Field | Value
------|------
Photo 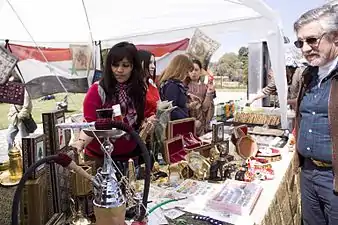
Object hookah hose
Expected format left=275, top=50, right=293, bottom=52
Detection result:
left=11, top=154, right=76, bottom=225
left=97, top=120, right=151, bottom=222
left=11, top=121, right=151, bottom=224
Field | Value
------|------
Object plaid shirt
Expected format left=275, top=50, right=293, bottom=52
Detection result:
left=297, top=73, right=332, bottom=162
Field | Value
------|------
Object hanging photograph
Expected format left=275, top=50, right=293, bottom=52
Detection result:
left=70, top=44, right=93, bottom=71
left=187, top=28, right=220, bottom=69
left=0, top=46, right=19, bottom=85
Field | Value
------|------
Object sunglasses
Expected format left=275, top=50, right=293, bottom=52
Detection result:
left=294, top=33, right=326, bottom=49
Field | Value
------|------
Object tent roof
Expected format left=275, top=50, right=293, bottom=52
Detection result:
left=0, top=0, right=281, bottom=48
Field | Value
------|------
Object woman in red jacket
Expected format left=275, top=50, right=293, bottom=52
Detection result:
left=138, top=50, right=160, bottom=119
left=71, top=42, right=148, bottom=170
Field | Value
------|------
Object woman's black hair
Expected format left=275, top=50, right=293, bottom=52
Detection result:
left=100, top=41, right=147, bottom=126
left=192, top=59, right=202, bottom=70
left=138, top=50, right=156, bottom=81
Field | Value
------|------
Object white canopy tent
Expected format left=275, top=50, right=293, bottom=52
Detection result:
left=0, top=0, right=288, bottom=128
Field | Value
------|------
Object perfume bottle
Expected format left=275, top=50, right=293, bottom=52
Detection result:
left=8, top=144, right=23, bottom=182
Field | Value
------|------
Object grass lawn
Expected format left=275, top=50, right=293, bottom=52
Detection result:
left=0, top=93, right=85, bottom=130
left=0, top=88, right=246, bottom=130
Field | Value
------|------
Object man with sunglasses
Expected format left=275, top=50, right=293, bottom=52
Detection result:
left=293, top=4, right=338, bottom=225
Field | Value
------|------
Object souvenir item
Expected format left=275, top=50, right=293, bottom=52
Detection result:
left=234, top=112, right=280, bottom=126
left=1, top=144, right=23, bottom=186
left=168, top=118, right=212, bottom=155
left=70, top=165, right=93, bottom=196
left=232, top=125, right=258, bottom=159
left=164, top=136, right=187, bottom=164
left=69, top=197, right=91, bottom=225
left=42, top=110, right=71, bottom=215
left=212, top=122, right=224, bottom=143
left=82, top=128, right=126, bottom=225
left=207, top=180, right=263, bottom=216
left=22, top=134, right=46, bottom=179
left=0, top=45, right=19, bottom=85
left=186, top=152, right=210, bottom=180
left=187, top=28, right=221, bottom=69
left=20, top=173, right=48, bottom=225
left=69, top=44, right=93, bottom=70
left=0, top=81, right=25, bottom=105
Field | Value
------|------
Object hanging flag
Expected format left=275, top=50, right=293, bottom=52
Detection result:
left=8, top=43, right=92, bottom=99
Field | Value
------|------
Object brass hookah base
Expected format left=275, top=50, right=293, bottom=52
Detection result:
left=0, top=145, right=22, bottom=187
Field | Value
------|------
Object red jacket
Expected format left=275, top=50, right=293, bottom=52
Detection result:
left=83, top=83, right=139, bottom=159
left=144, top=80, right=160, bottom=118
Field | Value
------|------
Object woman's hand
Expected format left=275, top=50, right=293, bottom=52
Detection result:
left=207, top=83, right=215, bottom=93
left=70, top=139, right=85, bottom=154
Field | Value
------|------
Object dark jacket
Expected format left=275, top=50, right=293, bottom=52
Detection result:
left=294, top=65, right=338, bottom=192
left=159, top=79, right=189, bottom=120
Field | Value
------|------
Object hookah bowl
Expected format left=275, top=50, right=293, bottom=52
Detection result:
left=83, top=129, right=127, bottom=225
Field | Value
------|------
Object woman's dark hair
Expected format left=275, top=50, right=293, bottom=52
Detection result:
left=100, top=42, right=147, bottom=126
left=138, top=50, right=156, bottom=82
left=192, top=59, right=202, bottom=70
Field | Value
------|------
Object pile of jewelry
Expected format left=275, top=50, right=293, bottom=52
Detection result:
left=191, top=215, right=232, bottom=225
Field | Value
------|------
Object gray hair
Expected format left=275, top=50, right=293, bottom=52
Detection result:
left=294, top=4, right=338, bottom=33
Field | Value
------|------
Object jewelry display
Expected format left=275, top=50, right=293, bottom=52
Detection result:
left=207, top=180, right=263, bottom=215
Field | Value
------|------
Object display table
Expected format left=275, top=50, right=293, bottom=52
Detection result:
left=148, top=151, right=301, bottom=225
left=0, top=151, right=301, bottom=225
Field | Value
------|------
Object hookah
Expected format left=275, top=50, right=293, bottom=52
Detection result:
left=10, top=118, right=151, bottom=225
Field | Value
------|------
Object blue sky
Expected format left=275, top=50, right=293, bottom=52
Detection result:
left=213, top=0, right=326, bottom=58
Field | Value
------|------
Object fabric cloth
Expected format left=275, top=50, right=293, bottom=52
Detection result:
left=159, top=79, right=189, bottom=120
left=145, top=79, right=160, bottom=118
left=187, top=82, right=214, bottom=135
left=116, top=83, right=137, bottom=126
left=83, top=83, right=142, bottom=159
left=294, top=61, right=338, bottom=193
left=7, top=90, right=32, bottom=126
left=297, top=72, right=332, bottom=162
left=300, top=159, right=338, bottom=225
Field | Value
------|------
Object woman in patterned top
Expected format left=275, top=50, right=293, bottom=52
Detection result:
left=186, top=59, right=215, bottom=135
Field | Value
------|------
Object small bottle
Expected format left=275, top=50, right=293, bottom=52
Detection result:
left=157, top=153, right=165, bottom=165
left=112, top=104, right=123, bottom=122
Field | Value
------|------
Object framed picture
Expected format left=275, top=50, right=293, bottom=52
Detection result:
left=42, top=110, right=71, bottom=214
left=70, top=45, right=93, bottom=70
left=212, top=122, right=224, bottom=143
left=0, top=46, right=19, bottom=85
left=187, top=28, right=220, bottom=69
left=22, top=133, right=46, bottom=179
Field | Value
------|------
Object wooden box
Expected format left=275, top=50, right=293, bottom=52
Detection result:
left=168, top=118, right=212, bottom=156
left=22, top=133, right=47, bottom=179
left=20, top=172, right=48, bottom=225
left=42, top=110, right=71, bottom=215
left=164, top=136, right=188, bottom=164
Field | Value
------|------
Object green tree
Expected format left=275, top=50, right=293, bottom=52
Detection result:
left=238, top=46, right=249, bottom=84
left=216, top=52, right=242, bottom=81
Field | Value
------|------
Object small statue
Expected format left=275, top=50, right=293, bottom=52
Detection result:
left=209, top=146, right=221, bottom=181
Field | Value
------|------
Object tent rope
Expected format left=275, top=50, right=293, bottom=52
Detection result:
left=6, top=0, right=152, bottom=218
